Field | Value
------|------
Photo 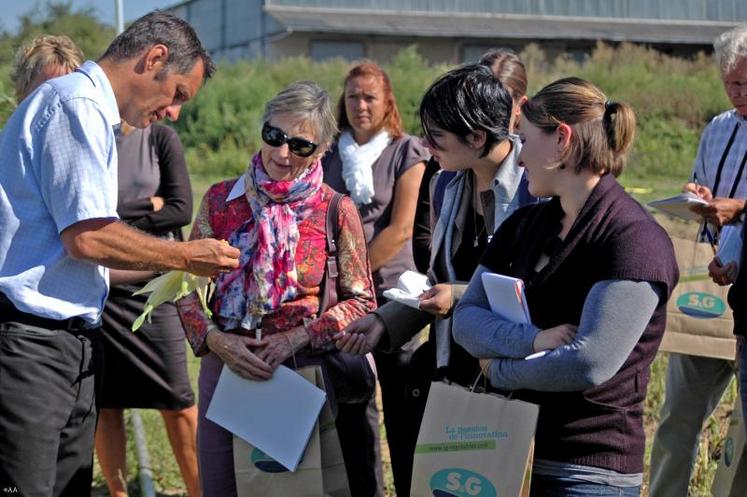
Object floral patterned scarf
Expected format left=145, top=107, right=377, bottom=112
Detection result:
left=215, top=153, right=323, bottom=330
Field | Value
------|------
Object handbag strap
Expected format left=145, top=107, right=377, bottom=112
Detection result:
left=319, top=193, right=344, bottom=314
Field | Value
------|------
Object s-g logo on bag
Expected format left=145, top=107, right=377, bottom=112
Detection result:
left=250, top=448, right=288, bottom=473
left=724, top=436, right=735, bottom=467
left=430, top=468, right=497, bottom=497
left=676, top=292, right=726, bottom=318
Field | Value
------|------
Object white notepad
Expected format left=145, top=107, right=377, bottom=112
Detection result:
left=482, top=272, right=543, bottom=360
left=481, top=272, right=531, bottom=325
left=648, top=192, right=708, bottom=221
left=382, top=270, right=431, bottom=309
left=205, top=364, right=326, bottom=471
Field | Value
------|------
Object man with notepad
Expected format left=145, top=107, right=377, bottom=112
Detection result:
left=650, top=25, right=747, bottom=497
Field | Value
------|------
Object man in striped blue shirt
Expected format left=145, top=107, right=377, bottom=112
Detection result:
left=0, top=12, right=239, bottom=497
left=650, top=25, right=747, bottom=497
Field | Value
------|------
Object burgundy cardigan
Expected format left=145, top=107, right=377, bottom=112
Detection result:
left=481, top=174, right=679, bottom=474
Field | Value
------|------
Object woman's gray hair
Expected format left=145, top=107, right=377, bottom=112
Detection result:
left=714, top=25, right=747, bottom=73
left=262, top=81, right=338, bottom=146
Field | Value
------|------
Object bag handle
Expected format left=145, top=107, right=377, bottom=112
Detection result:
left=471, top=363, right=514, bottom=398
left=470, top=369, right=487, bottom=393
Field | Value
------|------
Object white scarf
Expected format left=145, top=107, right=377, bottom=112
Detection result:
left=339, top=130, right=391, bottom=205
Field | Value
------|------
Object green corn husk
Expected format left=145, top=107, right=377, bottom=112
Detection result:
left=131, top=271, right=212, bottom=331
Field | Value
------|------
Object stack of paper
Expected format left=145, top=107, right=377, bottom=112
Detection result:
left=205, top=365, right=326, bottom=471
left=648, top=192, right=708, bottom=221
left=382, top=270, right=431, bottom=309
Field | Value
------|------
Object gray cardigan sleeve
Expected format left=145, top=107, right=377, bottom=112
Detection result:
left=481, top=279, right=661, bottom=392
left=373, top=300, right=433, bottom=353
left=452, top=265, right=540, bottom=359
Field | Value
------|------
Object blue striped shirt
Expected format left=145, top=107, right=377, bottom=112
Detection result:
left=691, top=109, right=747, bottom=198
left=691, top=109, right=747, bottom=243
left=0, top=60, right=120, bottom=325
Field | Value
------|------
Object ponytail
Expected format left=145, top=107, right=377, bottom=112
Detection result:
left=602, top=100, right=635, bottom=176
left=522, top=77, right=637, bottom=177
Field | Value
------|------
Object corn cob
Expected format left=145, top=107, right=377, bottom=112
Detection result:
left=131, top=271, right=213, bottom=331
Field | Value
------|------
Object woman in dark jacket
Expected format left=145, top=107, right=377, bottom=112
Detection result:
left=453, top=78, right=679, bottom=497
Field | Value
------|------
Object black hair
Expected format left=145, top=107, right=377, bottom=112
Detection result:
left=100, top=11, right=215, bottom=80
left=419, top=64, right=512, bottom=157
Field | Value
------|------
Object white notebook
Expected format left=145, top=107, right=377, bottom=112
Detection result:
left=205, top=364, right=326, bottom=471
left=481, top=272, right=543, bottom=359
left=481, top=272, right=531, bottom=325
left=648, top=192, right=708, bottom=221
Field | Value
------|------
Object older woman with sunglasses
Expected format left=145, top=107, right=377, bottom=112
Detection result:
left=176, top=81, right=377, bottom=497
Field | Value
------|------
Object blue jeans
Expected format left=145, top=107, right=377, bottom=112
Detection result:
left=529, top=475, right=640, bottom=497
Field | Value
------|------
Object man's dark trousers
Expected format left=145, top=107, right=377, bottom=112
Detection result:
left=0, top=308, right=99, bottom=497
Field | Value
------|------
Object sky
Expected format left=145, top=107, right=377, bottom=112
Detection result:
left=1, top=0, right=178, bottom=34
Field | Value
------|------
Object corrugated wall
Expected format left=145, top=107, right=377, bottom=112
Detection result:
left=266, top=0, right=747, bottom=22
left=173, top=0, right=266, bottom=57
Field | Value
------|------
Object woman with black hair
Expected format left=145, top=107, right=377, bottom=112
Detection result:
left=335, top=63, right=535, bottom=495
left=413, top=48, right=528, bottom=272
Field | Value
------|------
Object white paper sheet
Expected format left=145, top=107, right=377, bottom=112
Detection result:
left=206, top=364, right=326, bottom=471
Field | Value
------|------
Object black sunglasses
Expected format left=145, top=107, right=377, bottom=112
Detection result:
left=261, top=122, right=318, bottom=158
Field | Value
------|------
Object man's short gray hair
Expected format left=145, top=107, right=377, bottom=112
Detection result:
left=262, top=81, right=338, bottom=146
left=714, top=25, right=747, bottom=73
left=101, top=11, right=215, bottom=81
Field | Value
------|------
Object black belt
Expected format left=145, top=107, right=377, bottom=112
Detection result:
left=0, top=293, right=88, bottom=332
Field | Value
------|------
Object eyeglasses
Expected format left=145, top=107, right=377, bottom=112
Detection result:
left=261, top=122, right=318, bottom=158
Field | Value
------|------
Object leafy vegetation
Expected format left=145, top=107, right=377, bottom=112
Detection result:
left=0, top=2, right=115, bottom=122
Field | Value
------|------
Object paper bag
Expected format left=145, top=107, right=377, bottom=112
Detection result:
left=712, top=400, right=747, bottom=497
left=233, top=366, right=351, bottom=497
left=411, top=381, right=538, bottom=497
left=317, top=368, right=350, bottom=497
left=659, top=235, right=736, bottom=360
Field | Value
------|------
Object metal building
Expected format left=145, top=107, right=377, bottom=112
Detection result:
left=166, top=0, right=746, bottom=63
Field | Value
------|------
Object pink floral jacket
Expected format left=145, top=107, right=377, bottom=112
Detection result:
left=178, top=180, right=377, bottom=356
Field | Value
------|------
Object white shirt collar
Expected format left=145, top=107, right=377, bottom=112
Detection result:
left=226, top=174, right=246, bottom=202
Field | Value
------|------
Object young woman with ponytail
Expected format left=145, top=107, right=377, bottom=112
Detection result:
left=452, top=77, right=679, bottom=497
